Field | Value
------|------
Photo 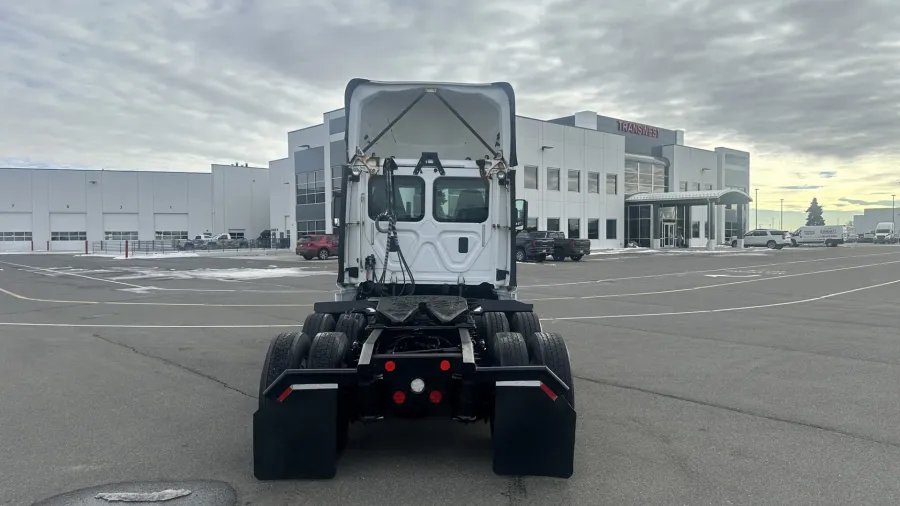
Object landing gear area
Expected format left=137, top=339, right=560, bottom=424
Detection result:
left=253, top=297, right=576, bottom=480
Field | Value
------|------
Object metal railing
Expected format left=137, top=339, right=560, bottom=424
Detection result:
left=90, top=238, right=292, bottom=257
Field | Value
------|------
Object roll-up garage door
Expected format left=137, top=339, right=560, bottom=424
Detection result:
left=0, top=212, right=33, bottom=252
left=153, top=213, right=189, bottom=240
left=102, top=213, right=140, bottom=240
left=49, top=213, right=87, bottom=251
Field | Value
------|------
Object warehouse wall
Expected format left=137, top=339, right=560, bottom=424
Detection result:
left=0, top=166, right=269, bottom=251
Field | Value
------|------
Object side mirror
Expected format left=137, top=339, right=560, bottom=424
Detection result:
left=514, top=199, right=528, bottom=230
left=332, top=191, right=343, bottom=228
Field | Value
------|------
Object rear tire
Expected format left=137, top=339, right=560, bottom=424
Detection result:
left=524, top=332, right=575, bottom=407
left=318, top=248, right=330, bottom=260
left=477, top=312, right=510, bottom=363
left=335, top=313, right=367, bottom=344
left=303, top=313, right=336, bottom=338
left=515, top=248, right=526, bottom=262
left=508, top=312, right=542, bottom=342
left=307, top=331, right=351, bottom=452
left=766, top=240, right=776, bottom=249
left=489, top=332, right=529, bottom=435
left=570, top=254, right=583, bottom=261
left=535, top=254, right=547, bottom=263
left=303, top=255, right=313, bottom=260
left=259, top=332, right=304, bottom=408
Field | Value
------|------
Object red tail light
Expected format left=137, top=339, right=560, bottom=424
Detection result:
left=392, top=391, right=406, bottom=404
left=429, top=391, right=443, bottom=404
left=439, top=360, right=451, bottom=371
left=532, top=240, right=537, bottom=247
left=570, top=241, right=575, bottom=247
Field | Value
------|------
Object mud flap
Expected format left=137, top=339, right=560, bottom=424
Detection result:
left=253, top=385, right=340, bottom=480
left=491, top=380, right=576, bottom=478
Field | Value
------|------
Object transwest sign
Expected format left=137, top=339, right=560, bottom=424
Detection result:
left=617, top=120, right=659, bottom=138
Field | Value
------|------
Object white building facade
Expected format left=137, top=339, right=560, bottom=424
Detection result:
left=0, top=164, right=269, bottom=252
left=270, top=106, right=751, bottom=250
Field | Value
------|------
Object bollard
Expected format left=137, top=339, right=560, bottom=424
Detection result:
left=125, top=240, right=129, bottom=259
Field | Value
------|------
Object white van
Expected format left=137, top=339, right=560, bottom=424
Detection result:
left=873, top=222, right=896, bottom=244
left=790, top=226, right=845, bottom=247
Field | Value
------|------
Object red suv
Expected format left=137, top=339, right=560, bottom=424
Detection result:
left=296, top=234, right=339, bottom=260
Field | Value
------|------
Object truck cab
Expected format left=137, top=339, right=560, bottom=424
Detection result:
left=874, top=222, right=895, bottom=244
left=332, top=80, right=527, bottom=300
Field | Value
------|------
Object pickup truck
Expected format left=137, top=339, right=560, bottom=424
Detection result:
left=529, top=231, right=591, bottom=261
left=515, top=230, right=554, bottom=262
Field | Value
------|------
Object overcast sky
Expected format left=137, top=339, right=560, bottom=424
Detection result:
left=1, top=0, right=898, bottom=225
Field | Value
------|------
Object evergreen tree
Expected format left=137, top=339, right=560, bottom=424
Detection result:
left=805, top=198, right=825, bottom=226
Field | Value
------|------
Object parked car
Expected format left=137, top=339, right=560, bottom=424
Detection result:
left=731, top=229, right=789, bottom=249
left=296, top=234, right=339, bottom=260
left=528, top=231, right=591, bottom=261
left=515, top=230, right=554, bottom=262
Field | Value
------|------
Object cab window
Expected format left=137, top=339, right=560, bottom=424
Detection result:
left=368, top=175, right=425, bottom=221
left=434, top=177, right=490, bottom=223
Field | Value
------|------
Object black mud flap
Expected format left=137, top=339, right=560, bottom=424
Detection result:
left=491, top=380, right=576, bottom=478
left=253, top=384, right=340, bottom=480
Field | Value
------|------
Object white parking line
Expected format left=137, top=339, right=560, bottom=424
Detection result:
left=0, top=287, right=312, bottom=308
left=528, top=259, right=900, bottom=301
left=0, top=322, right=300, bottom=328
left=0, top=259, right=143, bottom=288
left=520, top=251, right=900, bottom=288
left=540, top=278, right=900, bottom=321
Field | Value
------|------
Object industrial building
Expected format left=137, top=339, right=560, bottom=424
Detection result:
left=269, top=107, right=752, bottom=249
left=0, top=164, right=269, bottom=252
left=853, top=207, right=898, bottom=237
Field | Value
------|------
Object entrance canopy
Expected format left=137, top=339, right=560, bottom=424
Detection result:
left=625, top=189, right=752, bottom=207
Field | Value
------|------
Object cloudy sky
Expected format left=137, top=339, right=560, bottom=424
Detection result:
left=1, top=0, right=898, bottom=228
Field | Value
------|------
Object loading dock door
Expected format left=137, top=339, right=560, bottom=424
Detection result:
left=0, top=212, right=34, bottom=252
left=49, top=213, right=88, bottom=251
left=153, top=213, right=190, bottom=239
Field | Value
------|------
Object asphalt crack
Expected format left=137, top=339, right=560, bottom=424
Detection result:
left=574, top=374, right=900, bottom=449
left=90, top=333, right=256, bottom=399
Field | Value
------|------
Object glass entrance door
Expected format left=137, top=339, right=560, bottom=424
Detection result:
left=663, top=222, right=677, bottom=247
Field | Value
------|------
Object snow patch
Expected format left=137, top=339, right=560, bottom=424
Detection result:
left=108, top=266, right=332, bottom=281
left=95, top=489, right=191, bottom=502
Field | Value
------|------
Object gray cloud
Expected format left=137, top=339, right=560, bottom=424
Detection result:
left=0, top=0, right=898, bottom=172
left=781, top=185, right=823, bottom=190
left=839, top=197, right=896, bottom=207
left=819, top=171, right=837, bottom=178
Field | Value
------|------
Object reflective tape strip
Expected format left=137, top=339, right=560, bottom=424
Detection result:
left=496, top=380, right=542, bottom=387
left=290, top=383, right=339, bottom=390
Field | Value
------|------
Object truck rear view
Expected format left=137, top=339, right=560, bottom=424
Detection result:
left=253, top=79, right=577, bottom=481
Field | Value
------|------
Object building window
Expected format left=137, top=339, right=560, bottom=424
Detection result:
left=368, top=175, right=425, bottom=221
left=725, top=221, right=739, bottom=242
left=547, top=168, right=560, bottom=191
left=606, top=219, right=617, bottom=239
left=691, top=221, right=701, bottom=238
left=434, top=177, right=489, bottom=223
left=331, top=166, right=342, bottom=192
left=587, top=172, right=600, bottom=193
left=606, top=174, right=617, bottom=195
left=297, top=220, right=327, bottom=235
left=297, top=170, right=326, bottom=205
left=703, top=183, right=713, bottom=191
left=228, top=231, right=245, bottom=239
left=692, top=182, right=701, bottom=191
left=526, top=217, right=538, bottom=230
left=51, top=231, right=87, bottom=241
left=568, top=218, right=580, bottom=238
left=547, top=218, right=560, bottom=231
left=155, top=231, right=189, bottom=240
left=567, top=170, right=580, bottom=192
left=626, top=205, right=651, bottom=247
left=624, top=160, right=668, bottom=195
left=104, top=231, right=138, bottom=241
left=587, top=219, right=599, bottom=239
left=524, top=166, right=538, bottom=189
left=679, top=181, right=688, bottom=192
left=0, top=232, right=32, bottom=242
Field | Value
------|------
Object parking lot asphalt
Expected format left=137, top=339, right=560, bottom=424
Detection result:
left=2, top=245, right=899, bottom=505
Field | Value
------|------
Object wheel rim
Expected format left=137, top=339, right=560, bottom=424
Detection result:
left=767, top=241, right=776, bottom=249
left=516, top=250, right=524, bottom=261
left=319, top=249, right=328, bottom=260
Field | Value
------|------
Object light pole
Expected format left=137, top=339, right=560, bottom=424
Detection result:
left=755, top=189, right=759, bottom=229
left=892, top=194, right=896, bottom=242
left=780, top=198, right=783, bottom=230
